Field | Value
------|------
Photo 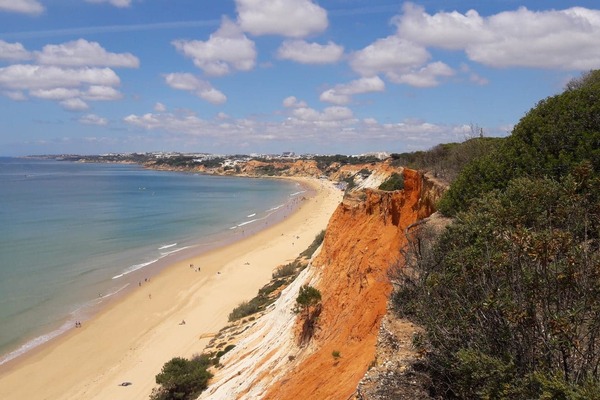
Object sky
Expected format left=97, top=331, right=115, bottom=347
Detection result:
left=1, top=0, right=599, bottom=156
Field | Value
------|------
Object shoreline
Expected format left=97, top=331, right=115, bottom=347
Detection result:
left=0, top=172, right=308, bottom=368
left=0, top=176, right=343, bottom=400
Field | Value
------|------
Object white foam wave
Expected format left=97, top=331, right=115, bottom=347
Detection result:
left=0, top=321, right=73, bottom=366
left=237, top=219, right=258, bottom=227
left=160, top=246, right=192, bottom=257
left=0, top=282, right=131, bottom=366
left=247, top=213, right=256, bottom=218
left=112, top=259, right=159, bottom=279
left=113, top=245, right=194, bottom=279
left=158, top=243, right=177, bottom=250
left=97, top=283, right=130, bottom=300
left=267, top=204, right=284, bottom=211
left=289, top=190, right=306, bottom=197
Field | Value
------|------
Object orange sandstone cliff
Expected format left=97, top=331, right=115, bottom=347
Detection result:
left=200, top=169, right=444, bottom=400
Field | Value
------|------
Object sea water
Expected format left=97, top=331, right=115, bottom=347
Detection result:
left=0, top=157, right=300, bottom=365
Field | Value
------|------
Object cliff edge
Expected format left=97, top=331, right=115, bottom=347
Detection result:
left=200, top=169, right=444, bottom=399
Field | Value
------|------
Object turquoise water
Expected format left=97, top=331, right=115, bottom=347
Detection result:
left=0, top=158, right=300, bottom=365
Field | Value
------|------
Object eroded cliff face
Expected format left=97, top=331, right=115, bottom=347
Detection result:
left=200, top=169, right=443, bottom=399
left=261, top=169, right=439, bottom=400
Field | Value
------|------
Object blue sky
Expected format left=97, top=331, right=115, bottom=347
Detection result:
left=1, top=0, right=599, bottom=156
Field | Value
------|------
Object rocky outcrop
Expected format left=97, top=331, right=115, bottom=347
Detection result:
left=199, top=169, right=444, bottom=399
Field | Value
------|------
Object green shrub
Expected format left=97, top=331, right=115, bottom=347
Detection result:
left=300, top=230, right=326, bottom=258
left=215, top=344, right=235, bottom=358
left=228, top=300, right=262, bottom=322
left=439, top=70, right=600, bottom=216
left=272, top=261, right=299, bottom=278
left=378, top=172, right=404, bottom=191
left=293, top=285, right=322, bottom=317
left=151, top=355, right=213, bottom=400
left=395, top=174, right=600, bottom=398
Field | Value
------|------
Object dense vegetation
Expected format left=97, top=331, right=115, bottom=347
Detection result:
left=393, top=71, right=600, bottom=398
left=390, top=136, right=503, bottom=183
left=378, top=172, right=404, bottom=191
left=150, top=355, right=213, bottom=400
left=313, top=154, right=381, bottom=171
left=439, top=70, right=600, bottom=216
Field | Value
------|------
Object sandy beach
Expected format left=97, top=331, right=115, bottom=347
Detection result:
left=0, top=177, right=343, bottom=400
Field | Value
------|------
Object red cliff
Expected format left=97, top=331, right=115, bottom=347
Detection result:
left=261, top=169, right=441, bottom=399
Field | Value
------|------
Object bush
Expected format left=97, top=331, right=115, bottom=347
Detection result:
left=272, top=261, right=299, bottom=278
left=390, top=137, right=502, bottom=182
left=439, top=70, right=600, bottom=216
left=378, top=172, right=404, bottom=191
left=300, top=230, right=326, bottom=258
left=294, top=285, right=322, bottom=317
left=294, top=284, right=323, bottom=344
left=228, top=300, right=262, bottom=322
left=395, top=173, right=600, bottom=398
left=151, top=355, right=213, bottom=400
left=215, top=344, right=235, bottom=358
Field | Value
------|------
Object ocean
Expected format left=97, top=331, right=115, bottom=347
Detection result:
left=0, top=157, right=301, bottom=365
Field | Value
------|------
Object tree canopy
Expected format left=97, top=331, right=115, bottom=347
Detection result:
left=394, top=70, right=600, bottom=398
left=439, top=70, right=600, bottom=216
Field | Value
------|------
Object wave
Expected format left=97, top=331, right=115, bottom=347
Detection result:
left=158, top=243, right=177, bottom=250
left=160, top=246, right=192, bottom=257
left=289, top=190, right=306, bottom=197
left=112, top=259, right=159, bottom=279
left=237, top=218, right=258, bottom=227
left=267, top=204, right=284, bottom=211
left=0, top=282, right=131, bottom=366
left=112, top=245, right=193, bottom=279
left=95, top=283, right=131, bottom=301
left=0, top=321, right=73, bottom=366
left=247, top=213, right=256, bottom=218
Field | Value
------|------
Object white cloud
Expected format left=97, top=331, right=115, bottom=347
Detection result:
left=395, top=3, right=600, bottom=70
left=164, top=73, right=227, bottom=104
left=291, top=105, right=355, bottom=123
left=0, top=64, right=124, bottom=109
left=85, top=0, right=132, bottom=8
left=0, top=0, right=44, bottom=15
left=83, top=85, right=123, bottom=100
left=172, top=18, right=256, bottom=76
left=0, top=65, right=120, bottom=90
left=60, top=98, right=89, bottom=111
left=460, top=64, right=488, bottom=85
left=282, top=96, right=307, bottom=108
left=35, top=39, right=139, bottom=68
left=123, top=101, right=473, bottom=153
left=236, top=0, right=328, bottom=38
left=2, top=90, right=27, bottom=101
left=79, top=113, right=109, bottom=126
left=320, top=76, right=385, bottom=105
left=277, top=40, right=344, bottom=64
left=349, top=36, right=430, bottom=79
left=30, top=88, right=81, bottom=100
left=154, top=102, right=167, bottom=112
left=394, top=3, right=486, bottom=50
left=0, top=40, right=32, bottom=61
left=124, top=112, right=210, bottom=133
left=388, top=61, right=454, bottom=87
